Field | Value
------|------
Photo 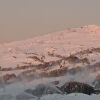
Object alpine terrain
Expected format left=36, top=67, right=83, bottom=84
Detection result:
left=0, top=25, right=100, bottom=100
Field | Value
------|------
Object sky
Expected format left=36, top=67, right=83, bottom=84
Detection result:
left=0, top=0, right=100, bottom=43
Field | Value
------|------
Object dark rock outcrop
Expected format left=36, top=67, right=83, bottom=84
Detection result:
left=25, top=82, right=100, bottom=97
left=60, top=81, right=95, bottom=95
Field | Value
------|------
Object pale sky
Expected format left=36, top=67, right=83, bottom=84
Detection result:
left=0, top=0, right=100, bottom=43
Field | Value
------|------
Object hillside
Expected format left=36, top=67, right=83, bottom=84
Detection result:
left=0, top=25, right=100, bottom=100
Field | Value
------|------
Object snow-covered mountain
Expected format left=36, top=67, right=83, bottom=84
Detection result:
left=0, top=25, right=100, bottom=100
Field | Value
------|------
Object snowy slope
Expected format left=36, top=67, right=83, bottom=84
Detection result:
left=0, top=25, right=100, bottom=100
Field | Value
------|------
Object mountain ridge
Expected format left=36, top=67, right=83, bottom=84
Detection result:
left=0, top=24, right=100, bottom=47
left=0, top=25, right=100, bottom=99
